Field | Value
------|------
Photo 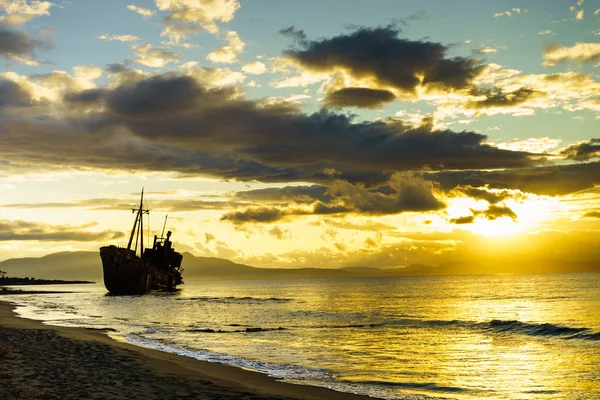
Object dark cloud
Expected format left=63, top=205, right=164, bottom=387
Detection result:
left=323, top=87, right=396, bottom=108
left=222, top=207, right=287, bottom=224
left=283, top=26, right=484, bottom=93
left=482, top=205, right=517, bottom=221
left=0, top=219, right=124, bottom=242
left=268, top=226, right=289, bottom=240
left=63, top=89, right=104, bottom=109
left=106, top=74, right=230, bottom=118
left=449, top=204, right=517, bottom=225
left=559, top=139, right=600, bottom=161
left=467, top=87, right=540, bottom=109
left=65, top=74, right=238, bottom=118
left=221, top=172, right=445, bottom=224
left=583, top=211, right=600, bottom=219
left=279, top=26, right=307, bottom=44
left=0, top=79, right=32, bottom=108
left=429, top=162, right=600, bottom=196
left=1, top=197, right=247, bottom=212
left=234, top=185, right=330, bottom=204
left=451, top=185, right=523, bottom=204
left=449, top=215, right=475, bottom=224
left=3, top=73, right=539, bottom=185
left=0, top=25, right=44, bottom=64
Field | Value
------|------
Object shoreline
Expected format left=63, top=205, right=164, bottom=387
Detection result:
left=0, top=299, right=375, bottom=400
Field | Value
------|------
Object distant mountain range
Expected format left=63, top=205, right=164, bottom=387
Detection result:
left=0, top=251, right=598, bottom=282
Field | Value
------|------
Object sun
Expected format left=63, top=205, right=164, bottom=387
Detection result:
left=446, top=196, right=561, bottom=238
left=469, top=217, right=521, bottom=237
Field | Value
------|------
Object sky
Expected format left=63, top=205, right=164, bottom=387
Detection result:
left=1, top=0, right=600, bottom=268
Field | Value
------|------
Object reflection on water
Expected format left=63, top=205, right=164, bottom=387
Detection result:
left=8, top=273, right=600, bottom=399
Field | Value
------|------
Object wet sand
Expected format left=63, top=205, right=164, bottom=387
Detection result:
left=0, top=300, right=373, bottom=400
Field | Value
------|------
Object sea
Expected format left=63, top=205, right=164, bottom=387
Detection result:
left=5, top=273, right=600, bottom=400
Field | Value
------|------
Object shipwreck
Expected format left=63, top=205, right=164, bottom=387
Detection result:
left=99, top=189, right=183, bottom=295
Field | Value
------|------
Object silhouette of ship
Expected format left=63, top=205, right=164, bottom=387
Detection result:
left=99, top=189, right=183, bottom=295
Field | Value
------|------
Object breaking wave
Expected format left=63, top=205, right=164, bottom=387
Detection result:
left=186, top=326, right=287, bottom=333
left=385, top=318, right=600, bottom=341
left=173, top=296, right=292, bottom=304
left=124, top=334, right=332, bottom=382
left=180, top=318, right=599, bottom=341
left=483, top=319, right=600, bottom=340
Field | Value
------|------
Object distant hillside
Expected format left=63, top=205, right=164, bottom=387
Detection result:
left=181, top=253, right=354, bottom=280
left=0, top=251, right=101, bottom=281
left=0, top=251, right=598, bottom=282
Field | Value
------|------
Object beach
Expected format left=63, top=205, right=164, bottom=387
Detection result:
left=2, top=275, right=598, bottom=399
left=0, top=300, right=372, bottom=400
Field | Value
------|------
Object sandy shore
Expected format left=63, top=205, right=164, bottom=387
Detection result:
left=0, top=300, right=374, bottom=400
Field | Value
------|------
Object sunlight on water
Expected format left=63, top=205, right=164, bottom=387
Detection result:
left=7, top=273, right=600, bottom=399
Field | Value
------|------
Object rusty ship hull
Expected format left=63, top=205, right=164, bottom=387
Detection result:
left=100, top=246, right=183, bottom=295
left=99, top=190, right=184, bottom=295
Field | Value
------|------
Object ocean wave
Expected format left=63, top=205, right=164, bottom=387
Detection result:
left=124, top=335, right=332, bottom=381
left=173, top=296, right=292, bottom=304
left=388, top=318, right=600, bottom=341
left=186, top=326, right=287, bottom=334
left=308, top=323, right=384, bottom=329
left=340, top=379, right=469, bottom=393
left=485, top=319, right=587, bottom=336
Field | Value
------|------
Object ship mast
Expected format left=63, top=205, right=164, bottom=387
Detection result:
left=127, top=188, right=149, bottom=257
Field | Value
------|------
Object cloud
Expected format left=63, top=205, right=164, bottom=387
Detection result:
left=583, top=211, right=600, bottom=218
left=1, top=72, right=541, bottom=185
left=430, top=161, right=600, bottom=196
left=0, top=195, right=252, bottom=212
left=478, top=47, right=498, bottom=54
left=206, top=31, right=244, bottom=63
left=157, top=0, right=241, bottom=41
left=494, top=137, right=561, bottom=153
left=320, top=218, right=397, bottom=232
left=493, top=8, right=524, bottom=18
left=0, top=25, right=46, bottom=64
left=0, top=0, right=56, bottom=25
left=543, top=42, right=600, bottom=66
left=234, top=185, right=330, bottom=204
left=481, top=204, right=518, bottom=220
left=0, top=219, right=124, bottom=242
left=282, top=26, right=484, bottom=95
left=131, top=44, right=179, bottom=68
left=466, top=87, right=540, bottom=109
left=221, top=172, right=445, bottom=224
left=241, top=61, right=266, bottom=75
left=127, top=4, right=156, bottom=17
left=451, top=185, right=524, bottom=204
left=538, top=30, right=552, bottom=35
left=449, top=215, right=475, bottom=224
left=73, top=65, right=104, bottom=82
left=323, top=87, right=396, bottom=109
left=0, top=78, right=33, bottom=108
left=449, top=204, right=517, bottom=224
left=185, top=65, right=246, bottom=86
left=278, top=26, right=308, bottom=44
left=559, top=139, right=600, bottom=160
left=99, top=34, right=140, bottom=42
left=268, top=226, right=289, bottom=240
left=161, top=40, right=197, bottom=48
left=221, top=207, right=287, bottom=224
left=438, top=66, right=600, bottom=120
